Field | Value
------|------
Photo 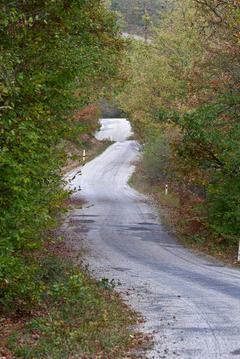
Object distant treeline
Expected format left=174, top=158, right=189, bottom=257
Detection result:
left=109, top=0, right=168, bottom=34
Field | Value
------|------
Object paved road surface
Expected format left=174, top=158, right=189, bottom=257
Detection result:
left=66, top=118, right=240, bottom=359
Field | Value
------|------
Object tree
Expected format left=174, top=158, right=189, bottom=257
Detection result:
left=117, top=0, right=240, bottom=244
left=0, top=0, right=125, bottom=311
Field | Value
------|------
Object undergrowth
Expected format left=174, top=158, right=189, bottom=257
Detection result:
left=1, top=251, right=140, bottom=359
left=130, top=162, right=239, bottom=265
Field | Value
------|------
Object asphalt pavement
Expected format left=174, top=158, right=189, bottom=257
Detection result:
left=65, top=118, right=240, bottom=359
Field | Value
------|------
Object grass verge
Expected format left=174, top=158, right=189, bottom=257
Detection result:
left=62, top=137, right=113, bottom=175
left=0, top=240, right=145, bottom=359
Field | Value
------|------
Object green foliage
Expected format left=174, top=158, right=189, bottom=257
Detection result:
left=179, top=95, right=240, bottom=238
left=118, top=0, right=240, bottom=246
left=207, top=177, right=240, bottom=238
left=6, top=257, right=137, bottom=358
left=98, top=277, right=121, bottom=290
left=141, top=131, right=172, bottom=183
left=0, top=256, right=42, bottom=312
left=0, top=0, right=124, bottom=311
left=155, top=108, right=180, bottom=123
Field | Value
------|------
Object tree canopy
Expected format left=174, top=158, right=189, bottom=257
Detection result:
left=117, top=0, right=240, bottom=244
left=0, top=0, right=125, bottom=310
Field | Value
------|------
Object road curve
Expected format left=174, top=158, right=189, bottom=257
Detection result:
left=66, top=119, right=240, bottom=359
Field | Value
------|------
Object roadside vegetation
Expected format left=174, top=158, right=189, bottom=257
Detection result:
left=118, top=0, right=240, bottom=261
left=0, top=241, right=141, bottom=358
left=0, top=1, right=145, bottom=357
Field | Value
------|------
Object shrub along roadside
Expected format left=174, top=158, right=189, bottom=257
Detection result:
left=0, top=1, right=125, bottom=312
left=0, top=241, right=144, bottom=359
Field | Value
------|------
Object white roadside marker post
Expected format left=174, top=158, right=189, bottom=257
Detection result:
left=238, top=241, right=240, bottom=262
left=83, top=149, right=86, bottom=163
left=165, top=184, right=168, bottom=196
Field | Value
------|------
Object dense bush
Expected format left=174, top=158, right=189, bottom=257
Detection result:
left=179, top=97, right=240, bottom=238
left=6, top=256, right=137, bottom=358
left=141, top=129, right=173, bottom=183
left=0, top=0, right=124, bottom=311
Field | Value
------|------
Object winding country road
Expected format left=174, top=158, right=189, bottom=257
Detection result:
left=66, top=118, right=240, bottom=359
